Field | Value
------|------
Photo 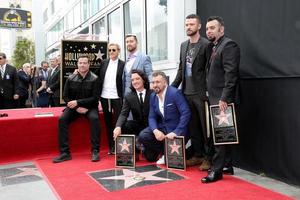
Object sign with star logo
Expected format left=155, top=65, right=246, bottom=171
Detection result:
left=88, top=165, right=184, bottom=192
left=165, top=136, right=186, bottom=170
left=115, top=135, right=136, bottom=168
left=210, top=103, right=239, bottom=145
left=60, top=40, right=107, bottom=103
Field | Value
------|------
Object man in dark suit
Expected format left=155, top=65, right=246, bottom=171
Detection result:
left=113, top=69, right=152, bottom=160
left=139, top=71, right=191, bottom=164
left=172, top=14, right=211, bottom=170
left=47, top=56, right=60, bottom=107
left=98, top=43, right=125, bottom=155
left=0, top=52, right=19, bottom=109
left=201, top=16, right=240, bottom=183
left=17, top=63, right=32, bottom=108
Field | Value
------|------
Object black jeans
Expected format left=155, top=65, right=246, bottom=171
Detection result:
left=58, top=107, right=100, bottom=154
left=100, top=98, right=122, bottom=150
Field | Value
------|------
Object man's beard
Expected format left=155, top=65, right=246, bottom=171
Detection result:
left=186, top=29, right=198, bottom=36
left=208, top=36, right=216, bottom=42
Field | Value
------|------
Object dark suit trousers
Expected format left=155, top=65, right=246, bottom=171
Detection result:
left=0, top=96, right=17, bottom=109
left=58, top=107, right=100, bottom=154
left=139, top=127, right=165, bottom=162
left=49, top=94, right=60, bottom=107
left=100, top=98, right=122, bottom=149
left=185, top=94, right=210, bottom=158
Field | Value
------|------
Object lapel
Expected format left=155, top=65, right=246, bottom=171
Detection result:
left=181, top=41, right=189, bottom=69
left=101, top=59, right=110, bottom=78
left=132, top=53, right=141, bottom=70
left=191, top=40, right=201, bottom=65
left=116, top=60, right=123, bottom=76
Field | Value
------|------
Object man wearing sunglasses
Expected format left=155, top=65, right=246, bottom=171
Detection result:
left=0, top=52, right=19, bottom=109
left=97, top=43, right=125, bottom=155
left=123, top=34, right=152, bottom=95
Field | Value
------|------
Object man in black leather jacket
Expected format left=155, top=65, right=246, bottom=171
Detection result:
left=53, top=55, right=101, bottom=163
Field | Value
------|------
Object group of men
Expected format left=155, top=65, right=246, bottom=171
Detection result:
left=1, top=14, right=241, bottom=184
left=0, top=53, right=61, bottom=109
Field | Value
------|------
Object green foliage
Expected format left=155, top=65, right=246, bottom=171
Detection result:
left=12, top=37, right=35, bottom=69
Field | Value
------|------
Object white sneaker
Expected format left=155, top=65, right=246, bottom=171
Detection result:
left=156, top=155, right=165, bottom=165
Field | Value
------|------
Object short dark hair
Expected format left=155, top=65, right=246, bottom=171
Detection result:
left=130, top=69, right=150, bottom=91
left=125, top=34, right=138, bottom=42
left=207, top=16, right=225, bottom=26
left=0, top=52, right=7, bottom=59
left=186, top=14, right=201, bottom=24
left=41, top=61, right=48, bottom=66
left=77, top=55, right=90, bottom=63
left=152, top=70, right=168, bottom=82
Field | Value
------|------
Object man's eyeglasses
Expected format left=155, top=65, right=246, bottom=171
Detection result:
left=0, top=57, right=3, bottom=60
left=0, top=113, right=8, bottom=117
left=108, top=49, right=117, bottom=52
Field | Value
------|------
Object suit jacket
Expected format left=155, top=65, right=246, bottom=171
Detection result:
left=172, top=37, right=209, bottom=99
left=116, top=89, right=152, bottom=128
left=97, top=58, right=125, bottom=98
left=123, top=52, right=152, bottom=95
left=0, top=64, right=19, bottom=100
left=17, top=70, right=31, bottom=97
left=148, top=86, right=191, bottom=136
left=47, top=66, right=60, bottom=98
left=206, top=36, right=240, bottom=105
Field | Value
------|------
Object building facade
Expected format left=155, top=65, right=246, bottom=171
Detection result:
left=42, top=0, right=197, bottom=80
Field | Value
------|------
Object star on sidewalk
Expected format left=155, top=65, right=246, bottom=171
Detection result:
left=119, top=139, right=131, bottom=153
left=169, top=140, right=181, bottom=155
left=7, top=167, right=42, bottom=179
left=215, top=111, right=231, bottom=125
left=91, top=44, right=96, bottom=49
left=99, top=168, right=172, bottom=189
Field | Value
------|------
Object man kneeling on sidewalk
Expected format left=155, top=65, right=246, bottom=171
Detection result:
left=53, top=55, right=101, bottom=163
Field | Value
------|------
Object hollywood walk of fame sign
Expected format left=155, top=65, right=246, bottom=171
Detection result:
left=60, top=39, right=107, bottom=103
left=210, top=103, right=239, bottom=145
left=165, top=136, right=186, bottom=170
left=115, top=135, right=136, bottom=168
left=88, top=165, right=184, bottom=192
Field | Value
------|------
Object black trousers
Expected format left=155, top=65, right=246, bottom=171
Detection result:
left=185, top=94, right=211, bottom=158
left=0, top=96, right=17, bottom=109
left=58, top=107, right=100, bottom=154
left=100, top=98, right=122, bottom=150
left=211, top=145, right=233, bottom=172
left=49, top=95, right=60, bottom=107
left=18, top=95, right=28, bottom=108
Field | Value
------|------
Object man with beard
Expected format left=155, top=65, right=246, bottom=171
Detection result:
left=172, top=14, right=211, bottom=170
left=139, top=71, right=190, bottom=164
left=123, top=34, right=152, bottom=95
left=201, top=16, right=240, bottom=183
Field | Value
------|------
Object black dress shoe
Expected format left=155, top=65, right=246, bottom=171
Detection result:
left=108, top=147, right=115, bottom=155
left=91, top=151, right=100, bottom=162
left=223, top=166, right=234, bottom=175
left=201, top=171, right=223, bottom=183
left=53, top=153, right=72, bottom=163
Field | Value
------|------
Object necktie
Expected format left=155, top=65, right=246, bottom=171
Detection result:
left=0, top=66, right=4, bottom=79
left=139, top=92, right=143, bottom=104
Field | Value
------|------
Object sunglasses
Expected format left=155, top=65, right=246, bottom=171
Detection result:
left=0, top=113, right=8, bottom=117
left=0, top=57, right=3, bottom=60
left=108, top=49, right=117, bottom=52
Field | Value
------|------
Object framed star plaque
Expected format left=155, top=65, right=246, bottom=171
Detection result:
left=165, top=136, right=186, bottom=170
left=115, top=135, right=136, bottom=168
left=60, top=39, right=107, bottom=104
left=210, top=103, right=239, bottom=145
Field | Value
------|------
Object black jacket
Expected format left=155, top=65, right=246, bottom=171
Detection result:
left=63, top=71, right=100, bottom=109
left=17, top=70, right=31, bottom=97
left=97, top=58, right=125, bottom=98
left=47, top=66, right=60, bottom=98
left=116, top=89, right=152, bottom=128
left=0, top=64, right=19, bottom=100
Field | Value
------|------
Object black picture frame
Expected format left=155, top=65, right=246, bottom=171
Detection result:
left=115, top=135, right=135, bottom=168
left=209, top=103, right=239, bottom=145
left=165, top=136, right=186, bottom=170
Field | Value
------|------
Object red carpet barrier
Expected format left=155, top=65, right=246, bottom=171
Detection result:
left=0, top=107, right=107, bottom=163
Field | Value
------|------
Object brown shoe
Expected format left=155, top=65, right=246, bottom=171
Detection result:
left=198, top=159, right=211, bottom=171
left=186, top=156, right=204, bottom=166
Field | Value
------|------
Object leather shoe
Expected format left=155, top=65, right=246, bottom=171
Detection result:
left=91, top=151, right=100, bottom=162
left=223, top=166, right=234, bottom=175
left=108, top=146, right=115, bottom=155
left=201, top=171, right=223, bottom=183
left=53, top=153, right=72, bottom=163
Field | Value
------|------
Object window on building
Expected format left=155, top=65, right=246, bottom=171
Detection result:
left=82, top=0, right=90, bottom=22
left=108, top=8, right=121, bottom=45
left=146, top=0, right=168, bottom=61
left=92, top=17, right=106, bottom=41
left=66, top=9, right=74, bottom=32
left=91, top=0, right=100, bottom=15
left=123, top=0, right=142, bottom=53
left=43, top=9, right=48, bottom=24
left=50, top=0, right=55, bottom=15
left=74, top=2, right=81, bottom=27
